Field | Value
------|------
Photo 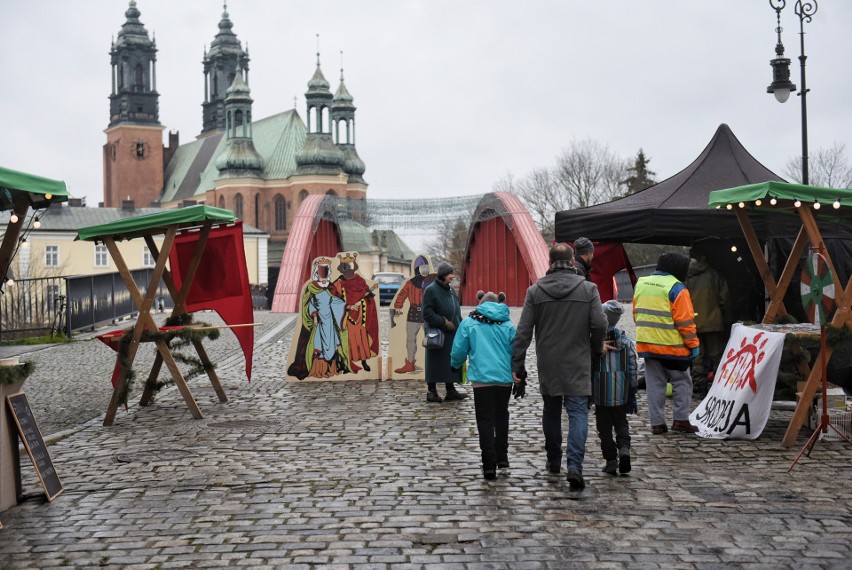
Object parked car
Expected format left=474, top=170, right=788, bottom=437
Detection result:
left=372, top=272, right=406, bottom=305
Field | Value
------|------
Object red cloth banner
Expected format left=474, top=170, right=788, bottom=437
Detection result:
left=168, top=222, right=254, bottom=380
left=589, top=242, right=637, bottom=302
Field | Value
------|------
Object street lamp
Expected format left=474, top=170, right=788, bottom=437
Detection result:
left=766, top=0, right=817, bottom=185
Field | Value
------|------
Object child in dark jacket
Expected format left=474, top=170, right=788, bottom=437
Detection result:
left=450, top=291, right=517, bottom=480
left=593, top=300, right=638, bottom=475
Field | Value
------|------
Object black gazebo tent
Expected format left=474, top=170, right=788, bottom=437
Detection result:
left=554, top=124, right=852, bottom=387
left=555, top=123, right=806, bottom=244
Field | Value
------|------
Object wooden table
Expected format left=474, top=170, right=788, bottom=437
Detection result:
left=77, top=206, right=237, bottom=425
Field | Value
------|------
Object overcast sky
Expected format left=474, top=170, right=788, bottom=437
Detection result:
left=3, top=1, right=851, bottom=209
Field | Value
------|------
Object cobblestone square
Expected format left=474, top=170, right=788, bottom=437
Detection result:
left=0, top=310, right=850, bottom=568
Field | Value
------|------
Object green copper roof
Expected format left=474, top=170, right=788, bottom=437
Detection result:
left=77, top=204, right=236, bottom=241
left=161, top=110, right=306, bottom=203
left=0, top=165, right=69, bottom=210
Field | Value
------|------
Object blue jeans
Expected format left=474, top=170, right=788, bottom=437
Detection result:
left=541, top=395, right=589, bottom=472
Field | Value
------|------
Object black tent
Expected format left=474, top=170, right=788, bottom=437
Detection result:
left=555, top=123, right=805, bottom=244
left=554, top=124, right=852, bottom=388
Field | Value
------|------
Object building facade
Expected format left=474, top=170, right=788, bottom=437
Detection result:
left=103, top=2, right=376, bottom=277
left=3, top=200, right=268, bottom=286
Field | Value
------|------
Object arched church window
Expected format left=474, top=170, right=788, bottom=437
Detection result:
left=218, top=196, right=225, bottom=209
left=255, top=193, right=261, bottom=228
left=274, top=196, right=286, bottom=231
left=234, top=194, right=244, bottom=220
left=299, top=190, right=309, bottom=202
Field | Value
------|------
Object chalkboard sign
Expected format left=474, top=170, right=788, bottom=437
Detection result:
left=5, top=393, right=63, bottom=501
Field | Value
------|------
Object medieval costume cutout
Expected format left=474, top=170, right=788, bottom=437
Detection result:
left=287, top=256, right=350, bottom=380
left=388, top=254, right=435, bottom=379
left=331, top=251, right=380, bottom=374
left=286, top=254, right=380, bottom=381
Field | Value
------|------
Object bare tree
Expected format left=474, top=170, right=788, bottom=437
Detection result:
left=491, top=171, right=516, bottom=194
left=554, top=138, right=629, bottom=208
left=784, top=142, right=852, bottom=188
left=425, top=216, right=468, bottom=278
left=506, top=138, right=628, bottom=240
left=513, top=168, right=561, bottom=243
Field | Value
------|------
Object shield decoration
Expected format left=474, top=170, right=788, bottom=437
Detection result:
left=800, top=252, right=835, bottom=326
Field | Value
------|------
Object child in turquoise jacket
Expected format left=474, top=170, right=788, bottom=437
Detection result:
left=450, top=291, right=516, bottom=480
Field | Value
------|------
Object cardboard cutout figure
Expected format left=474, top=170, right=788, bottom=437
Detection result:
left=286, top=253, right=380, bottom=381
left=388, top=254, right=435, bottom=379
left=331, top=251, right=380, bottom=373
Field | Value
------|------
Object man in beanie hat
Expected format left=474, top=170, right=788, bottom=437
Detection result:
left=512, top=242, right=607, bottom=490
left=592, top=300, right=638, bottom=476
left=422, top=262, right=467, bottom=402
left=573, top=237, right=595, bottom=281
left=632, top=252, right=700, bottom=435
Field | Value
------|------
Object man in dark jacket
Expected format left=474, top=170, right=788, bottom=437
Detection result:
left=573, top=237, right=595, bottom=281
left=686, top=246, right=730, bottom=397
left=512, top=243, right=607, bottom=490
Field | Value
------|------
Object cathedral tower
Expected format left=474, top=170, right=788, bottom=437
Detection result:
left=295, top=52, right=345, bottom=176
left=103, top=0, right=164, bottom=208
left=331, top=62, right=366, bottom=185
left=201, top=3, right=249, bottom=137
left=215, top=68, right=263, bottom=178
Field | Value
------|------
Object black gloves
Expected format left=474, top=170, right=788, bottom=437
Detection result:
left=627, top=385, right=638, bottom=415
left=512, top=378, right=527, bottom=399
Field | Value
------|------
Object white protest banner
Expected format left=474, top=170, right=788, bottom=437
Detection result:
left=690, top=323, right=786, bottom=440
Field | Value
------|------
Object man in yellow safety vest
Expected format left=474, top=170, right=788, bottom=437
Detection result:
left=633, top=252, right=700, bottom=435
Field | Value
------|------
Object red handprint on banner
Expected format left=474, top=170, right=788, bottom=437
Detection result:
left=717, top=332, right=769, bottom=394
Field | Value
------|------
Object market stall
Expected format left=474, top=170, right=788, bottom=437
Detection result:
left=1, top=165, right=68, bottom=512
left=77, top=205, right=254, bottom=426
left=708, top=181, right=852, bottom=447
left=0, top=166, right=69, bottom=288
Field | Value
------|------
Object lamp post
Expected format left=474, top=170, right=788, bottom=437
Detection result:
left=766, top=0, right=817, bottom=186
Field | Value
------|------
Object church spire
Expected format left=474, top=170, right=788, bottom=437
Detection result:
left=332, top=51, right=365, bottom=183
left=108, top=0, right=159, bottom=126
left=201, top=2, right=249, bottom=136
left=296, top=40, right=345, bottom=176
left=215, top=67, right=263, bottom=178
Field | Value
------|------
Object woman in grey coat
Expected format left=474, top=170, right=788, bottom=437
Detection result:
left=422, top=262, right=466, bottom=403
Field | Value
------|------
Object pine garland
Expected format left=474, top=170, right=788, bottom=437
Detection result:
left=115, top=316, right=220, bottom=405
left=0, top=361, right=34, bottom=386
left=826, top=324, right=852, bottom=348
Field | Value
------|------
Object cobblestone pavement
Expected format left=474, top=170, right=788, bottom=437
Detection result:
left=1, top=309, right=851, bottom=569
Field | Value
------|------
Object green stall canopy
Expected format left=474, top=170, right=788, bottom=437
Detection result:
left=0, top=165, right=69, bottom=210
left=77, top=204, right=237, bottom=242
left=709, top=181, right=852, bottom=216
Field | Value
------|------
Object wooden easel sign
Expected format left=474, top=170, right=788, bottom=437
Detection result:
left=5, top=393, right=63, bottom=502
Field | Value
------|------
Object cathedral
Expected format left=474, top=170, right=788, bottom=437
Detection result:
left=102, top=1, right=371, bottom=270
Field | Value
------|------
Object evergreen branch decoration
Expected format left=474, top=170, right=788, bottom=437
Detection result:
left=826, top=324, right=852, bottom=348
left=114, top=317, right=219, bottom=406
left=0, top=361, right=34, bottom=386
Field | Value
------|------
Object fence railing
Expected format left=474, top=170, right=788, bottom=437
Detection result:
left=0, top=276, right=66, bottom=341
left=0, top=269, right=174, bottom=341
